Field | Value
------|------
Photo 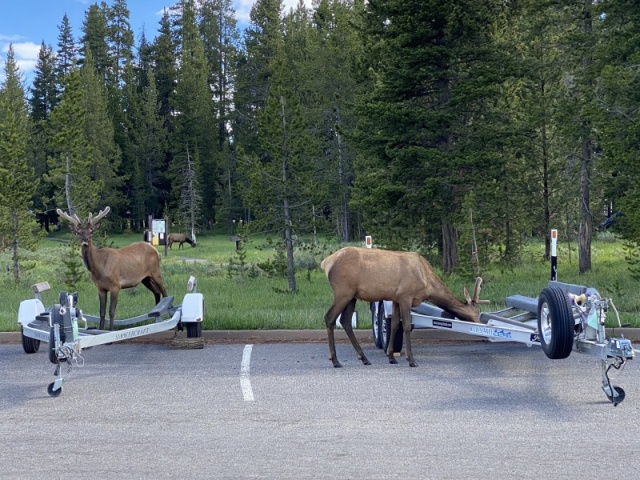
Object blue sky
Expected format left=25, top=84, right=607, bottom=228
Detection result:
left=0, top=0, right=307, bottom=85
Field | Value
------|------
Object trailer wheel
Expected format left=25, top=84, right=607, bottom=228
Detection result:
left=372, top=302, right=383, bottom=349
left=48, top=306, right=65, bottom=365
left=537, top=287, right=574, bottom=359
left=47, top=382, right=62, bottom=397
left=186, top=322, right=202, bottom=338
left=21, top=328, right=40, bottom=354
left=382, top=317, right=403, bottom=354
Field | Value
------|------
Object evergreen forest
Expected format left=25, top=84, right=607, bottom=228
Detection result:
left=2, top=0, right=640, bottom=284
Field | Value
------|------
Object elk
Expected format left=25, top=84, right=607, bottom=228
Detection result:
left=321, top=246, right=488, bottom=368
left=167, top=233, right=196, bottom=249
left=56, top=207, right=168, bottom=330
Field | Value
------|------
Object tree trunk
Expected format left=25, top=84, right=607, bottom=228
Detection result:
left=280, top=96, right=296, bottom=292
left=11, top=208, right=20, bottom=282
left=441, top=220, right=458, bottom=274
left=578, top=0, right=593, bottom=274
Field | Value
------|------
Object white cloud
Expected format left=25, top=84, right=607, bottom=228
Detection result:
left=234, top=0, right=314, bottom=25
left=1, top=35, right=19, bottom=41
left=0, top=41, right=40, bottom=83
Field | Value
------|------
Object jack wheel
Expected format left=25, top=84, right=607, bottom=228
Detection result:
left=606, top=386, right=625, bottom=406
left=47, top=382, right=62, bottom=397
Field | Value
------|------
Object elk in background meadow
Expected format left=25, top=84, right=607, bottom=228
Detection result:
left=167, top=233, right=196, bottom=249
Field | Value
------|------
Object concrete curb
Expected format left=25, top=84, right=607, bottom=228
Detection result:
left=2, top=328, right=639, bottom=345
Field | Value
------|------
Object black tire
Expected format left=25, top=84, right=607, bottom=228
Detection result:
left=47, top=382, right=62, bottom=397
left=48, top=306, right=65, bottom=365
left=21, top=328, right=40, bottom=354
left=382, top=317, right=404, bottom=354
left=537, top=287, right=574, bottom=359
left=186, top=322, right=202, bottom=338
left=371, top=302, right=383, bottom=349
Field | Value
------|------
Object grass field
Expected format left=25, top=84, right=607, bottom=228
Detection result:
left=1, top=231, right=639, bottom=332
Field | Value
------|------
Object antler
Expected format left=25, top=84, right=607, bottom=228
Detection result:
left=56, top=209, right=82, bottom=227
left=464, top=277, right=491, bottom=305
left=88, top=206, right=111, bottom=226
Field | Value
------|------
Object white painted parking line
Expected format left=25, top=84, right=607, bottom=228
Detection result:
left=240, top=344, right=254, bottom=402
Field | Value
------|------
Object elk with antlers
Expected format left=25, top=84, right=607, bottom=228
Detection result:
left=56, top=207, right=168, bottom=330
left=321, top=246, right=488, bottom=368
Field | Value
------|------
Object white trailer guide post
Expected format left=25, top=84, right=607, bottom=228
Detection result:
left=370, top=231, right=636, bottom=406
left=18, top=277, right=204, bottom=397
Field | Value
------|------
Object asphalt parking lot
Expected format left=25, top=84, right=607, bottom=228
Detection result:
left=1, top=338, right=639, bottom=479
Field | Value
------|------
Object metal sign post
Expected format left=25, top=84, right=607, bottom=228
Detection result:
left=550, top=229, right=558, bottom=281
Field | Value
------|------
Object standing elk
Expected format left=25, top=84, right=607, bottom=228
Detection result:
left=167, top=233, right=196, bottom=249
left=56, top=207, right=168, bottom=330
left=321, top=246, right=488, bottom=368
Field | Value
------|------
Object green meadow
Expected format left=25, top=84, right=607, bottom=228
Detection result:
left=1, top=232, right=639, bottom=332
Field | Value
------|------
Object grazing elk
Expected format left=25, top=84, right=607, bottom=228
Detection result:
left=167, top=233, right=196, bottom=249
left=57, top=207, right=168, bottom=330
left=321, top=246, right=488, bottom=368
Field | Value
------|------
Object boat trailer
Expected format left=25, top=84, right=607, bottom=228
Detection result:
left=371, top=280, right=636, bottom=406
left=18, top=276, right=204, bottom=397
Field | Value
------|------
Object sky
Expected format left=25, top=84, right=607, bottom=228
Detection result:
left=0, top=0, right=309, bottom=85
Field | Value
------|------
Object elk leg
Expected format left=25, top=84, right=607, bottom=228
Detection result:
left=108, top=289, right=119, bottom=331
left=324, top=300, right=348, bottom=368
left=142, top=277, right=164, bottom=304
left=387, top=302, right=401, bottom=364
left=401, top=305, right=417, bottom=367
left=98, top=290, right=108, bottom=330
left=340, top=299, right=370, bottom=366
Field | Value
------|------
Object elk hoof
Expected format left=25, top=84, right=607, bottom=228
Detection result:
left=389, top=358, right=398, bottom=364
left=362, top=358, right=371, bottom=366
left=332, top=361, right=343, bottom=368
left=409, top=362, right=417, bottom=367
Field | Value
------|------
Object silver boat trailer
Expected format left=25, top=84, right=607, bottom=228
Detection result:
left=371, top=280, right=635, bottom=406
left=18, top=277, right=204, bottom=397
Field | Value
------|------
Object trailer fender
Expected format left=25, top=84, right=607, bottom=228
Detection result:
left=181, top=293, right=204, bottom=323
left=18, top=298, right=45, bottom=326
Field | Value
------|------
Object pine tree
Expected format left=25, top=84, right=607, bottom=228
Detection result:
left=29, top=42, right=58, bottom=123
left=244, top=22, right=316, bottom=292
left=80, top=51, right=123, bottom=214
left=28, top=42, right=58, bottom=231
left=306, top=0, right=361, bottom=242
left=234, top=0, right=283, bottom=159
left=130, top=68, right=166, bottom=224
left=0, top=46, right=40, bottom=281
left=200, top=0, right=241, bottom=231
left=352, top=0, right=504, bottom=272
left=151, top=10, right=177, bottom=126
left=593, top=1, right=640, bottom=243
left=80, top=3, right=111, bottom=83
left=170, top=0, right=214, bottom=228
left=106, top=0, right=134, bottom=86
left=55, top=14, right=78, bottom=86
left=45, top=67, right=98, bottom=216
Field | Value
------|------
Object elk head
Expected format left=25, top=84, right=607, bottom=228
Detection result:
left=57, top=207, right=111, bottom=245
